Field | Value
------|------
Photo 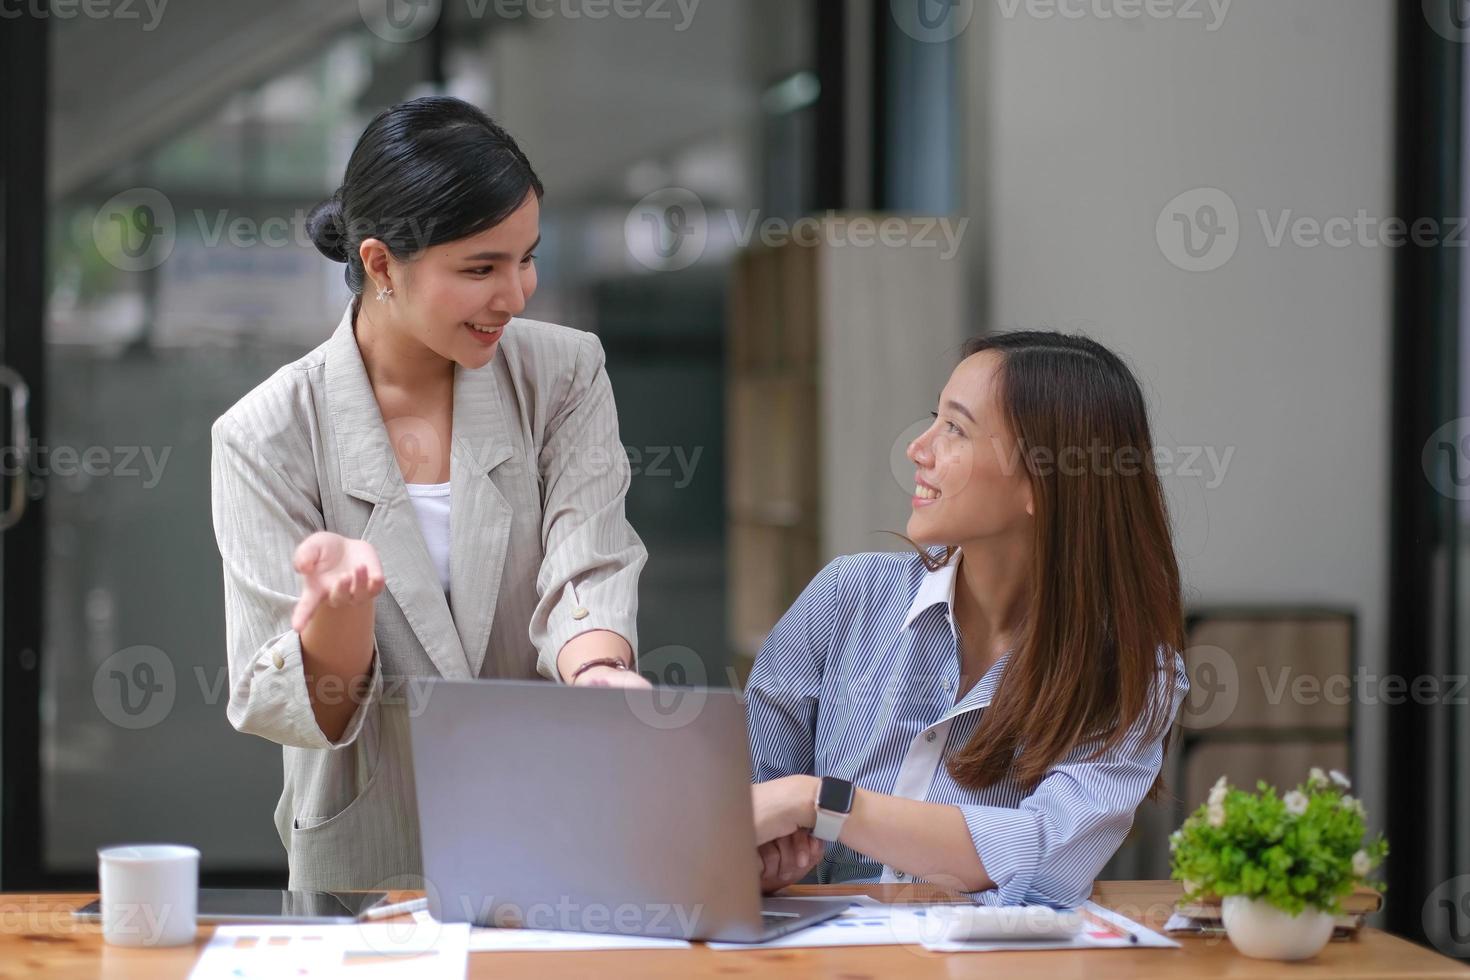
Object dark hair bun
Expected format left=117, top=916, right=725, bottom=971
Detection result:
left=306, top=196, right=349, bottom=262
left=315, top=97, right=543, bottom=295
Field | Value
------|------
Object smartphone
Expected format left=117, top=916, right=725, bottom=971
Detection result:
left=71, top=888, right=388, bottom=924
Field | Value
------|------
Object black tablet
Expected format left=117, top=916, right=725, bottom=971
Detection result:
left=71, top=888, right=388, bottom=924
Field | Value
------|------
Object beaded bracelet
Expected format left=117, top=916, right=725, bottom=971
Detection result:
left=568, top=656, right=632, bottom=684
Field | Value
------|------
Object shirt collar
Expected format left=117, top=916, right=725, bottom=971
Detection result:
left=902, top=548, right=962, bottom=633
left=943, top=649, right=1013, bottom=720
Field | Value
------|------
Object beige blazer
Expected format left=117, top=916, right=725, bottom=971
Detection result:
left=210, top=303, right=646, bottom=891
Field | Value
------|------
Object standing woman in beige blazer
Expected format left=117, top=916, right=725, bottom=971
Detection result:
left=210, top=96, right=648, bottom=891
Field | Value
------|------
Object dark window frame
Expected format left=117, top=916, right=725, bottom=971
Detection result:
left=1386, top=0, right=1465, bottom=952
left=0, top=5, right=50, bottom=893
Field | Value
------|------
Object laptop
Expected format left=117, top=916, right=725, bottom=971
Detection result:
left=406, top=678, right=851, bottom=942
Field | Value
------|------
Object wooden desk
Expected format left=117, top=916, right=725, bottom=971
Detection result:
left=2, top=881, right=1465, bottom=978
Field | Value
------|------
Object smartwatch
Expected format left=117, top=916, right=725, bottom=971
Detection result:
left=812, top=776, right=855, bottom=842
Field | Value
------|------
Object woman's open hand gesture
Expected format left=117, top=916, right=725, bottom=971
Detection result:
left=291, top=531, right=385, bottom=633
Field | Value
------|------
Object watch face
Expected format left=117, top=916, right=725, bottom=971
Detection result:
left=819, top=777, right=854, bottom=813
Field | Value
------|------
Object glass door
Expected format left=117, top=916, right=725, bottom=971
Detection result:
left=9, top=8, right=405, bottom=889
left=4, top=0, right=819, bottom=889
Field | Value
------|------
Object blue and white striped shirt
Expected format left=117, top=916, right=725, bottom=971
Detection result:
left=745, top=549, right=1189, bottom=908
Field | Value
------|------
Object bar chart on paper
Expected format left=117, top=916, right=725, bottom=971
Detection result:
left=188, top=922, right=471, bottom=979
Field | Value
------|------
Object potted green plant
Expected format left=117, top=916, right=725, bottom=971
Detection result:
left=1170, top=768, right=1388, bottom=960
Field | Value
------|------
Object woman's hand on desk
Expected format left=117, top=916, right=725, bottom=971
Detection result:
left=291, top=532, right=385, bottom=633
left=757, top=829, right=823, bottom=893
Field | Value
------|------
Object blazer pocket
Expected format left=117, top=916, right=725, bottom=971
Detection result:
left=291, top=704, right=383, bottom=833
left=286, top=761, right=400, bottom=893
left=293, top=753, right=385, bottom=833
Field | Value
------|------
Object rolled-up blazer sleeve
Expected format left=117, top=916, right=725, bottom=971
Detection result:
left=210, top=414, right=381, bottom=750
left=529, top=332, right=647, bottom=680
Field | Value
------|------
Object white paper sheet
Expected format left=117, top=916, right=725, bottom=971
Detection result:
left=189, top=921, right=470, bottom=979
left=921, top=901, right=1180, bottom=953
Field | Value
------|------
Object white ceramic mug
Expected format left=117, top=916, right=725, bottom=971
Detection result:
left=97, top=844, right=200, bottom=947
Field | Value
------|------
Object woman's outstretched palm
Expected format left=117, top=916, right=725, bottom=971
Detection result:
left=291, top=531, right=385, bottom=633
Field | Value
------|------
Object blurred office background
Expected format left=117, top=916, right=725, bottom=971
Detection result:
left=0, top=0, right=1466, bottom=954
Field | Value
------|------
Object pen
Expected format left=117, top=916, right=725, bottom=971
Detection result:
left=1082, top=908, right=1139, bottom=944
left=360, top=897, right=429, bottom=920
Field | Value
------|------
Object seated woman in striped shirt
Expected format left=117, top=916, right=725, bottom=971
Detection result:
left=746, top=331, right=1190, bottom=908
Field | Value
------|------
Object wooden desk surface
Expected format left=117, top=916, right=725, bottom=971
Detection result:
left=2, top=880, right=1465, bottom=979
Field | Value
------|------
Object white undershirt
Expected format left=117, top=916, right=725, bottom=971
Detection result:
left=405, top=481, right=452, bottom=593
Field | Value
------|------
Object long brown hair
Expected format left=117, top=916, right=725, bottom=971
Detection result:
left=923, top=332, right=1185, bottom=800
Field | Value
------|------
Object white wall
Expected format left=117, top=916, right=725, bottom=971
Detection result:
left=965, top=0, right=1396, bottom=830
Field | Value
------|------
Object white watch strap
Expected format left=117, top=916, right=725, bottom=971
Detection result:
left=812, top=807, right=849, bottom=843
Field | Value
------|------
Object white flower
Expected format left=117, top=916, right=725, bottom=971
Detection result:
left=1284, top=790, right=1309, bottom=816
left=1169, top=831, right=1182, bottom=853
left=1352, top=850, right=1372, bottom=877
left=1207, top=803, right=1226, bottom=827
left=1308, top=767, right=1327, bottom=788
left=1340, top=794, right=1365, bottom=817
left=1330, top=769, right=1352, bottom=790
left=1182, top=879, right=1199, bottom=895
left=1208, top=775, right=1229, bottom=807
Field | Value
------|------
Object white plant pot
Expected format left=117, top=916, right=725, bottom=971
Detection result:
left=1221, top=896, right=1335, bottom=961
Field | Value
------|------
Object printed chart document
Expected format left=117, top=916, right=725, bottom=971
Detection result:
left=189, top=922, right=470, bottom=979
